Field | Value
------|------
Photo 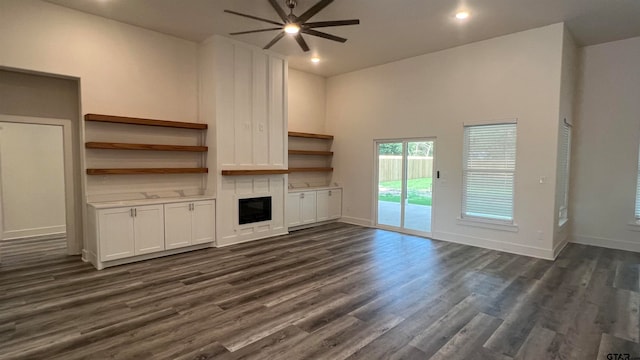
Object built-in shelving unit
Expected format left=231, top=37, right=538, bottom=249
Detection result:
left=288, top=131, right=335, bottom=187
left=85, top=113, right=208, bottom=129
left=221, top=169, right=289, bottom=176
left=86, top=142, right=207, bottom=152
left=288, top=167, right=333, bottom=173
left=288, top=150, right=333, bottom=156
left=87, top=168, right=208, bottom=175
left=288, top=131, right=334, bottom=140
left=84, top=114, right=208, bottom=176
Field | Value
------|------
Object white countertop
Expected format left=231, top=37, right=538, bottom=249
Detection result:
left=88, top=195, right=216, bottom=209
left=288, top=186, right=342, bottom=193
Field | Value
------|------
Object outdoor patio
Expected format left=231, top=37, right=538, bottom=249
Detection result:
left=377, top=201, right=432, bottom=233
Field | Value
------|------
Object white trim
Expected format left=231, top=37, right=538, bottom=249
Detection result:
left=0, top=115, right=77, bottom=254
left=462, top=118, right=518, bottom=127
left=339, top=216, right=374, bottom=228
left=572, top=234, right=640, bottom=253
left=627, top=222, right=640, bottom=232
left=456, top=217, right=519, bottom=233
left=433, top=230, right=555, bottom=259
left=3, top=225, right=66, bottom=240
left=553, top=237, right=569, bottom=258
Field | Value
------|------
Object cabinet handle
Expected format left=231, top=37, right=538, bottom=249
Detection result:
left=300, top=193, right=304, bottom=199
left=190, top=203, right=194, bottom=211
left=130, top=208, right=134, bottom=217
left=329, top=190, right=332, bottom=196
left=134, top=208, right=137, bottom=217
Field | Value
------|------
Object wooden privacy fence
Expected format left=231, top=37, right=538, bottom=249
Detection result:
left=378, top=156, right=433, bottom=181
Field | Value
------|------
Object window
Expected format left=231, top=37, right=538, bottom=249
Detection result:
left=636, top=142, right=640, bottom=221
left=462, top=123, right=517, bottom=222
left=557, top=121, right=571, bottom=224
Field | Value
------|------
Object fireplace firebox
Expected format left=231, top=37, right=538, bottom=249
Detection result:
left=238, top=196, right=272, bottom=225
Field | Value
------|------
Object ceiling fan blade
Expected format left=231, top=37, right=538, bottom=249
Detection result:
left=294, top=34, right=310, bottom=52
left=297, top=0, right=334, bottom=23
left=230, top=27, right=282, bottom=35
left=264, top=31, right=286, bottom=49
left=224, top=10, right=283, bottom=26
left=302, top=29, right=347, bottom=43
left=268, top=0, right=288, bottom=22
left=304, top=19, right=360, bottom=28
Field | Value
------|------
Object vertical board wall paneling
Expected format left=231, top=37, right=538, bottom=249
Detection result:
left=253, top=50, right=269, bottom=166
left=234, top=45, right=253, bottom=166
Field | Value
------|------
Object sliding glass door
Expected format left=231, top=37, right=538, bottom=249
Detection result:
left=376, top=139, right=435, bottom=235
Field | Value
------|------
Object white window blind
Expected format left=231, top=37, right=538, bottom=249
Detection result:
left=557, top=122, right=571, bottom=222
left=463, top=123, right=517, bottom=222
left=636, top=142, right=640, bottom=219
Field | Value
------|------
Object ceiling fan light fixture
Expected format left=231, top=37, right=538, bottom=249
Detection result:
left=311, top=57, right=320, bottom=63
left=284, top=23, right=301, bottom=34
left=455, top=11, right=470, bottom=20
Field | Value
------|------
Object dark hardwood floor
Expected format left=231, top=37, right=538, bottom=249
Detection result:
left=1, top=223, right=639, bottom=360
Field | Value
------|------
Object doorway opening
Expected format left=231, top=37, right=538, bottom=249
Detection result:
left=0, top=116, right=76, bottom=261
left=375, top=138, right=435, bottom=235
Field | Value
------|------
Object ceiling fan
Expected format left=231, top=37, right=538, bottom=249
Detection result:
left=224, top=0, right=360, bottom=52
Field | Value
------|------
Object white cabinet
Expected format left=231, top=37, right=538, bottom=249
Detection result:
left=287, top=191, right=317, bottom=228
left=97, top=204, right=164, bottom=261
left=165, top=200, right=215, bottom=249
left=287, top=188, right=341, bottom=229
left=87, top=197, right=216, bottom=269
left=317, top=189, right=342, bottom=222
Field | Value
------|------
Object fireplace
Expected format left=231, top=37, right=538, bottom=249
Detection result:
left=238, top=196, right=272, bottom=225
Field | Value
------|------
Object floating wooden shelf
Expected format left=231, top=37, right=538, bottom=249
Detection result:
left=288, top=131, right=334, bottom=140
left=221, top=169, right=289, bottom=176
left=288, top=150, right=333, bottom=156
left=288, top=167, right=333, bottom=173
left=85, top=114, right=208, bottom=130
left=87, top=168, right=208, bottom=175
left=86, top=142, right=208, bottom=152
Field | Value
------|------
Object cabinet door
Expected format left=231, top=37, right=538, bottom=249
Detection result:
left=134, top=205, right=165, bottom=255
left=164, top=202, right=192, bottom=250
left=98, top=207, right=135, bottom=261
left=192, top=200, right=215, bottom=245
left=328, top=189, right=342, bottom=220
left=316, top=190, right=330, bottom=222
left=286, top=193, right=303, bottom=228
left=301, top=192, right=317, bottom=225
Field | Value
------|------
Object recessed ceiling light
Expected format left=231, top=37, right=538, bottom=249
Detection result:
left=311, top=57, right=320, bottom=63
left=455, top=11, right=470, bottom=20
left=284, top=23, right=300, bottom=34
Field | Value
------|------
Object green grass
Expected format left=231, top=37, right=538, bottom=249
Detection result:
left=378, top=178, right=433, bottom=206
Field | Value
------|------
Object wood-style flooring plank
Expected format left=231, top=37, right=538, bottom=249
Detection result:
left=1, top=223, right=639, bottom=359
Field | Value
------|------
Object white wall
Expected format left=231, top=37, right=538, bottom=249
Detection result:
left=571, top=36, right=640, bottom=252
left=327, top=24, right=566, bottom=259
left=0, top=0, right=202, bottom=202
left=0, top=122, right=66, bottom=239
left=553, top=27, right=578, bottom=248
left=288, top=69, right=326, bottom=134
left=0, top=0, right=198, bottom=122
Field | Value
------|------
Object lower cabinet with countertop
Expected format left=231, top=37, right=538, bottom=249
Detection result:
left=287, top=187, right=342, bottom=230
left=85, top=197, right=215, bottom=270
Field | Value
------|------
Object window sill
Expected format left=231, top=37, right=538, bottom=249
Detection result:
left=628, top=221, right=640, bottom=232
left=457, top=217, right=519, bottom=233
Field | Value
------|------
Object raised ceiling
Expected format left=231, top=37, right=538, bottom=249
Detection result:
left=45, top=0, right=640, bottom=77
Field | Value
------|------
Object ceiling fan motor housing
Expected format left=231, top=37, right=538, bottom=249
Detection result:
left=285, top=0, right=297, bottom=10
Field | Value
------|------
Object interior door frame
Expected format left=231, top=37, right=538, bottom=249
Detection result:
left=0, top=115, right=76, bottom=255
left=373, top=137, right=436, bottom=237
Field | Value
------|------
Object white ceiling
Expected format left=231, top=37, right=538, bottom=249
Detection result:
left=45, top=0, right=640, bottom=77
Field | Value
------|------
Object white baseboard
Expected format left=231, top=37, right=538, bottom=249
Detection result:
left=339, top=216, right=374, bottom=228
left=432, top=231, right=556, bottom=260
left=2, top=225, right=66, bottom=240
left=553, top=237, right=569, bottom=258
left=572, top=234, right=640, bottom=253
